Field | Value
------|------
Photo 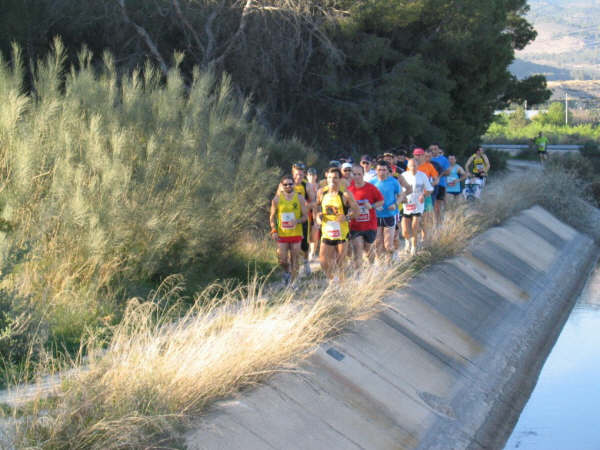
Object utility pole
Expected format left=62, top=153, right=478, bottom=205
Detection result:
left=565, top=93, right=569, bottom=126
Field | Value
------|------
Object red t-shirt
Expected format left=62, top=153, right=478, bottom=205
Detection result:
left=348, top=182, right=384, bottom=231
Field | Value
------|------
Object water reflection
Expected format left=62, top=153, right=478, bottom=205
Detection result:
left=504, top=267, right=600, bottom=450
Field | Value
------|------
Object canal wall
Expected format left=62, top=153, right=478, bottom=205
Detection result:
left=185, top=205, right=599, bottom=450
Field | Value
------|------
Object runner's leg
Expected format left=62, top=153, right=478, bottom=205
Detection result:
left=351, top=235, right=365, bottom=270
left=289, top=242, right=301, bottom=281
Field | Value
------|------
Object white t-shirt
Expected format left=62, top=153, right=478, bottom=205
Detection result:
left=401, top=171, right=433, bottom=215
left=363, top=169, right=377, bottom=183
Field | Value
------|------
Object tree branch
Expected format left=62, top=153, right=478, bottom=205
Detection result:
left=115, top=0, right=169, bottom=76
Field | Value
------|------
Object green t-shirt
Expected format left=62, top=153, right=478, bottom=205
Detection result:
left=535, top=136, right=548, bottom=152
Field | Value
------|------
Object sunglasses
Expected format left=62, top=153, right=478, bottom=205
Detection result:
left=343, top=168, right=352, bottom=172
left=282, top=182, right=294, bottom=186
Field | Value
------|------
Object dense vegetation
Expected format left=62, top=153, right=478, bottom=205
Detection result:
left=484, top=102, right=600, bottom=143
left=2, top=0, right=549, bottom=156
left=0, top=40, right=311, bottom=378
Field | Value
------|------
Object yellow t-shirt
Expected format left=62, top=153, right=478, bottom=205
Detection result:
left=321, top=191, right=349, bottom=241
left=277, top=193, right=303, bottom=238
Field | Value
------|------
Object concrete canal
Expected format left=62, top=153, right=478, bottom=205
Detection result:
left=505, top=265, right=600, bottom=450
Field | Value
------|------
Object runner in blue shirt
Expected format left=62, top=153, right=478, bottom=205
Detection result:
left=372, top=160, right=411, bottom=260
left=429, top=144, right=451, bottom=225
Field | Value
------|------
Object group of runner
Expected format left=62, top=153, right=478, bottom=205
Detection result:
left=269, top=145, right=491, bottom=284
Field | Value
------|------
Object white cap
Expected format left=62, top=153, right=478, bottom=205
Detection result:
left=341, top=162, right=353, bottom=170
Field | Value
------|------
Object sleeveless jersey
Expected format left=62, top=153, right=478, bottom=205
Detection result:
left=471, top=155, right=486, bottom=173
left=447, top=165, right=461, bottom=193
left=277, top=193, right=303, bottom=238
left=321, top=191, right=349, bottom=241
left=294, top=180, right=309, bottom=200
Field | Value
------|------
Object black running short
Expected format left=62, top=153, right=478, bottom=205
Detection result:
left=322, top=238, right=347, bottom=246
left=435, top=186, right=446, bottom=201
left=301, top=222, right=309, bottom=252
left=349, top=229, right=377, bottom=244
left=377, top=216, right=396, bottom=228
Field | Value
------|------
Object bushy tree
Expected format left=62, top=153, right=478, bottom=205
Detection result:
left=537, top=102, right=572, bottom=126
left=0, top=0, right=542, bottom=159
left=509, top=106, right=529, bottom=128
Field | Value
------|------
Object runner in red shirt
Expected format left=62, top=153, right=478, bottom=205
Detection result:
left=347, top=164, right=384, bottom=268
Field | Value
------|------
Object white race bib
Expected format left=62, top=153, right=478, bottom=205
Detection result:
left=357, top=202, right=370, bottom=222
left=476, top=163, right=484, bottom=170
left=404, top=193, right=419, bottom=213
left=281, top=212, right=296, bottom=229
left=324, top=221, right=342, bottom=239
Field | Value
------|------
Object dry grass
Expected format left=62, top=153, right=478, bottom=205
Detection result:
left=10, top=262, right=404, bottom=449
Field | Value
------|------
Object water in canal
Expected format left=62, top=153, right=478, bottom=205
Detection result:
left=504, top=266, right=600, bottom=450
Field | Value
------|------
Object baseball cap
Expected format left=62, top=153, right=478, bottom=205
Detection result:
left=383, top=152, right=394, bottom=157
left=413, top=148, right=425, bottom=156
left=360, top=154, right=372, bottom=163
left=328, top=160, right=341, bottom=168
left=341, top=162, right=353, bottom=170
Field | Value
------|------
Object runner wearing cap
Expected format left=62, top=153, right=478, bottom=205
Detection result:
left=360, top=155, right=378, bottom=183
left=347, top=164, right=384, bottom=268
left=413, top=148, right=438, bottom=245
left=269, top=174, right=308, bottom=284
left=400, top=159, right=433, bottom=255
left=316, top=167, right=360, bottom=280
left=341, top=162, right=353, bottom=188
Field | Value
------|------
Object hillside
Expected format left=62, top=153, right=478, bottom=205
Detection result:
left=512, top=0, right=600, bottom=80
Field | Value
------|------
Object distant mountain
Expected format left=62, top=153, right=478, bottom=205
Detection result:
left=513, top=0, right=600, bottom=80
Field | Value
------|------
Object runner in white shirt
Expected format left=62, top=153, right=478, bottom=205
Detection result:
left=360, top=155, right=378, bottom=183
left=400, top=158, right=433, bottom=255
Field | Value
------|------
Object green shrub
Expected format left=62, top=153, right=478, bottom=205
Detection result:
left=0, top=40, right=309, bottom=365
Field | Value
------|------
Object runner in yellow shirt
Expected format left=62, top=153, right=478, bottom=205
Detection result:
left=269, top=174, right=308, bottom=285
left=315, top=167, right=360, bottom=280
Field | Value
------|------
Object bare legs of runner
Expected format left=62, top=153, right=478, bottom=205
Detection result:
left=319, top=241, right=348, bottom=280
left=277, top=242, right=301, bottom=282
left=376, top=226, right=395, bottom=260
left=351, top=236, right=375, bottom=269
left=401, top=215, right=421, bottom=255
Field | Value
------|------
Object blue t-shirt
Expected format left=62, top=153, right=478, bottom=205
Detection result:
left=372, top=176, right=401, bottom=218
left=431, top=155, right=450, bottom=187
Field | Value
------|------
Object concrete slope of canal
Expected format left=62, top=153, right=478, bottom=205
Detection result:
left=185, top=205, right=599, bottom=450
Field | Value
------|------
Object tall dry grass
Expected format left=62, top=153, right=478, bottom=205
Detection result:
left=11, top=263, right=404, bottom=449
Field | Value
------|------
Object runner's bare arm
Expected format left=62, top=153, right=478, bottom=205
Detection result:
left=343, top=191, right=361, bottom=220
left=483, top=154, right=491, bottom=172
left=306, top=182, right=317, bottom=208
left=398, top=176, right=412, bottom=195
left=315, top=188, right=324, bottom=224
left=269, top=196, right=279, bottom=237
left=457, top=165, right=467, bottom=182
left=298, top=196, right=308, bottom=224
left=465, top=155, right=474, bottom=173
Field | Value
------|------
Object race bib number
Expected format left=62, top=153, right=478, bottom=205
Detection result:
left=357, top=202, right=370, bottom=222
left=280, top=212, right=296, bottom=229
left=447, top=175, right=458, bottom=186
left=476, top=163, right=484, bottom=170
left=404, top=193, right=418, bottom=213
left=404, top=202, right=417, bottom=213
left=324, top=221, right=341, bottom=239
